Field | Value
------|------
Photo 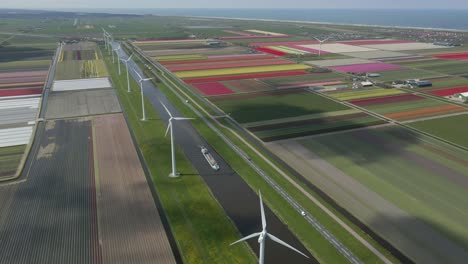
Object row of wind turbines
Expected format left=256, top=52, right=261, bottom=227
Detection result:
left=102, top=30, right=185, bottom=177
left=101, top=30, right=310, bottom=263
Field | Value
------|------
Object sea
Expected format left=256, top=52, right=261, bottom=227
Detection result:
left=71, top=8, right=468, bottom=31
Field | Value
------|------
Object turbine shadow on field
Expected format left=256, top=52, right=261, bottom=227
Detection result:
left=300, top=124, right=424, bottom=166
left=227, top=103, right=320, bottom=124
left=368, top=214, right=468, bottom=264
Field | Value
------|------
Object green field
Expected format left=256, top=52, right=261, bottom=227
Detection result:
left=373, top=68, right=443, bottom=82
left=261, top=72, right=344, bottom=87
left=300, top=126, right=468, bottom=254
left=253, top=115, right=384, bottom=141
left=0, top=145, right=25, bottom=178
left=104, top=49, right=257, bottom=264
left=408, top=114, right=468, bottom=148
left=364, top=97, right=445, bottom=114
left=423, top=77, right=468, bottom=89
left=213, top=90, right=350, bottom=123
left=397, top=58, right=468, bottom=75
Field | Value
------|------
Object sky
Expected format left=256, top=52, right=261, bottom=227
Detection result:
left=2, top=0, right=468, bottom=10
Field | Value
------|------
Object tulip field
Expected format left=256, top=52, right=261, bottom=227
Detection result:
left=0, top=37, right=54, bottom=180
left=327, top=87, right=467, bottom=121
left=137, top=36, right=468, bottom=144
left=55, top=42, right=108, bottom=80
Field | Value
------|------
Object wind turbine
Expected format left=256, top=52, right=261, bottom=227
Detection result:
left=312, top=36, right=330, bottom=57
left=102, top=29, right=108, bottom=49
left=120, top=54, right=134, bottom=92
left=160, top=101, right=195, bottom=178
left=113, top=46, right=122, bottom=75
left=133, top=70, right=153, bottom=121
left=230, top=191, right=309, bottom=264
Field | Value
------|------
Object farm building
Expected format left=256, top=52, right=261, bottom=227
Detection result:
left=454, top=92, right=468, bottom=102
left=416, top=80, right=432, bottom=87
left=367, top=73, right=381, bottom=77
left=361, top=81, right=374, bottom=87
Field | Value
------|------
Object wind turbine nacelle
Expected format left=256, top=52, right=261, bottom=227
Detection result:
left=258, top=232, right=266, bottom=243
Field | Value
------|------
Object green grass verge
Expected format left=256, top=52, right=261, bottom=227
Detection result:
left=0, top=145, right=26, bottom=177
left=132, top=48, right=400, bottom=263
left=408, top=114, right=468, bottom=149
left=103, top=48, right=257, bottom=264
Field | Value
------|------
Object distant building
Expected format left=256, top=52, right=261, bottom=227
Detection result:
left=361, top=81, right=373, bottom=87
left=207, top=41, right=223, bottom=46
left=367, top=73, right=381, bottom=78
left=454, top=92, right=468, bottom=102
left=416, top=80, right=432, bottom=87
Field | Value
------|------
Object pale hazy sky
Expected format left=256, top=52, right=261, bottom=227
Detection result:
left=2, top=0, right=468, bottom=10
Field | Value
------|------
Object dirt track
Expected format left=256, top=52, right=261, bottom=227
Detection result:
left=93, top=114, right=176, bottom=264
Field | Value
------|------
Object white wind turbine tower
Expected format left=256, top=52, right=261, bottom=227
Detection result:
left=312, top=36, right=330, bottom=57
left=102, top=29, right=108, bottom=49
left=231, top=191, right=309, bottom=264
left=160, top=101, right=195, bottom=178
left=107, top=35, right=112, bottom=54
left=133, top=70, right=153, bottom=121
left=112, top=45, right=121, bottom=67
left=120, top=54, right=134, bottom=92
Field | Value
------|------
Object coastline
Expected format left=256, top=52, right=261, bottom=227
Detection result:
left=177, top=15, right=468, bottom=33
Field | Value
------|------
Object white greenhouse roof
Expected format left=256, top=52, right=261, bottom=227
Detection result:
left=52, top=78, right=112, bottom=92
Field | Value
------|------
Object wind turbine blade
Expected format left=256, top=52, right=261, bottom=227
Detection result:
left=126, top=54, right=133, bottom=61
left=143, top=78, right=153, bottom=81
left=312, top=36, right=321, bottom=42
left=159, top=100, right=173, bottom=118
left=173, top=117, right=195, bottom=121
left=133, top=69, right=143, bottom=80
left=165, top=122, right=171, bottom=137
left=259, top=190, right=266, bottom=230
left=323, top=37, right=331, bottom=42
left=267, top=233, right=309, bottom=259
left=230, top=232, right=261, bottom=246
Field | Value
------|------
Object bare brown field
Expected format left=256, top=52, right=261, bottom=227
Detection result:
left=93, top=114, right=176, bottom=264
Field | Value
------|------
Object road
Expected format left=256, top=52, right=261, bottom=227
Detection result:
left=113, top=43, right=318, bottom=264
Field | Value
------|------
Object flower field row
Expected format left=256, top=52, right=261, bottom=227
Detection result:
left=0, top=65, right=47, bottom=98
left=167, top=59, right=293, bottom=72
left=218, top=35, right=291, bottom=40
left=255, top=47, right=288, bottom=56
left=349, top=93, right=424, bottom=106
left=191, top=82, right=235, bottom=96
left=433, top=52, right=468, bottom=61
left=155, top=54, right=206, bottom=62
left=55, top=60, right=108, bottom=80
left=427, top=86, right=468, bottom=97
left=384, top=104, right=466, bottom=121
left=0, top=87, right=42, bottom=97
left=221, top=79, right=272, bottom=93
left=328, top=88, right=406, bottom=101
left=329, top=63, right=402, bottom=73
left=59, top=50, right=99, bottom=62
left=164, top=58, right=285, bottom=70
left=184, top=70, right=308, bottom=83
left=175, top=64, right=311, bottom=79
left=160, top=54, right=275, bottom=65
